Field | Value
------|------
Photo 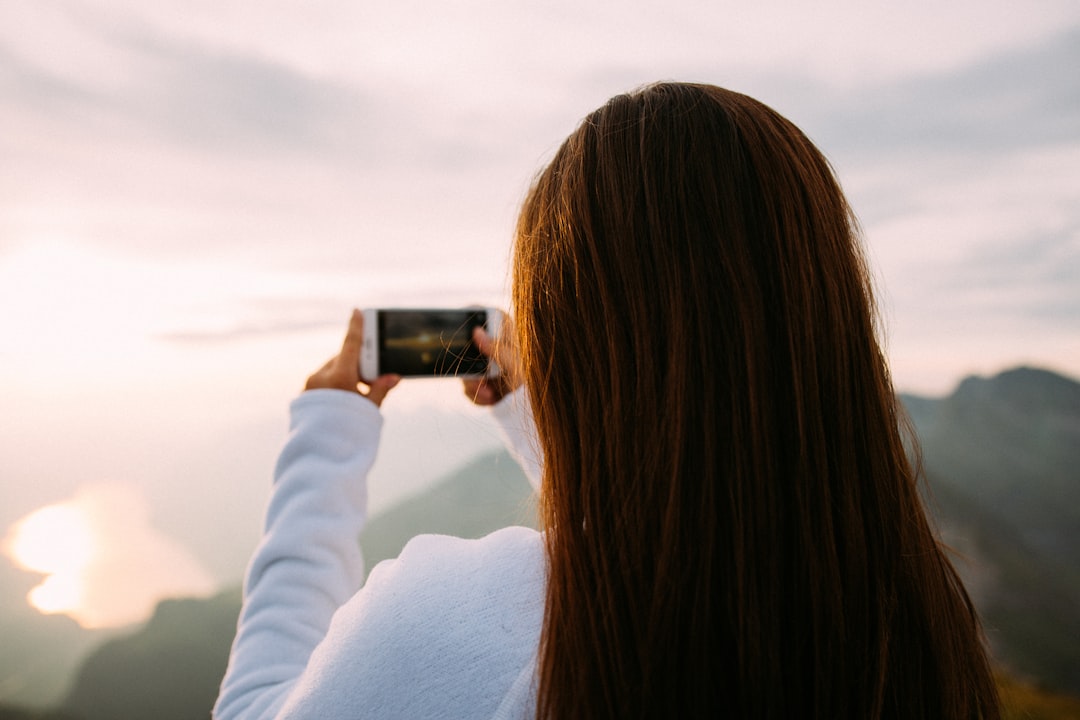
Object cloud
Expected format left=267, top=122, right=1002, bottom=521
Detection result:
left=2, top=2, right=1078, bottom=381
left=32, top=0, right=1077, bottom=87
left=785, top=28, right=1080, bottom=328
left=944, top=222, right=1080, bottom=325
left=8, top=2, right=1078, bottom=175
left=157, top=282, right=514, bottom=345
left=0, top=16, right=382, bottom=162
left=802, top=25, right=1080, bottom=160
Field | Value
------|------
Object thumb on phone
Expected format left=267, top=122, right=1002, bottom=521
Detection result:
left=464, top=322, right=522, bottom=406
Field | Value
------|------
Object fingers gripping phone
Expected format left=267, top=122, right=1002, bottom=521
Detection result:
left=360, top=308, right=504, bottom=381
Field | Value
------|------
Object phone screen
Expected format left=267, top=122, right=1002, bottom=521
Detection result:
left=377, top=309, right=488, bottom=377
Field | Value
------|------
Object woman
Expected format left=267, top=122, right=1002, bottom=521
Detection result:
left=215, top=83, right=1000, bottom=719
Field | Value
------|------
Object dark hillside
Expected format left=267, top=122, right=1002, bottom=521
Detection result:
left=903, top=366, right=1080, bottom=583
left=50, top=452, right=533, bottom=720
left=928, top=473, right=1080, bottom=692
left=22, top=366, right=1080, bottom=718
left=359, top=449, right=537, bottom=575
left=902, top=366, right=1080, bottom=693
left=60, top=590, right=240, bottom=720
left=0, top=564, right=111, bottom=708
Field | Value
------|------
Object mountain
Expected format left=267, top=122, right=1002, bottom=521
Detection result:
left=903, top=367, right=1080, bottom=582
left=0, top=564, right=114, bottom=708
left=32, top=453, right=533, bottom=720
left=926, top=471, right=1080, bottom=693
left=58, top=590, right=240, bottom=720
left=5, top=365, right=1078, bottom=718
left=900, top=366, right=1080, bottom=694
left=0, top=707, right=79, bottom=719
left=359, top=449, right=537, bottom=574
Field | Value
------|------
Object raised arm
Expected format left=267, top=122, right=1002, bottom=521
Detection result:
left=462, top=318, right=544, bottom=490
left=214, top=311, right=399, bottom=720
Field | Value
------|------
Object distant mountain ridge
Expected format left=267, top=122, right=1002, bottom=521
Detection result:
left=60, top=591, right=239, bottom=720
left=902, top=366, right=1080, bottom=588
left=899, top=366, right=1080, bottom=694
left=2, top=365, right=1077, bottom=718
left=359, top=450, right=536, bottom=575
left=0, top=564, right=113, bottom=709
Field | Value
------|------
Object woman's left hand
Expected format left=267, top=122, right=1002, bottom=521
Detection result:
left=462, top=321, right=522, bottom=406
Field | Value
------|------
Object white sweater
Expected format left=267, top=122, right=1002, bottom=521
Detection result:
left=214, top=388, right=545, bottom=720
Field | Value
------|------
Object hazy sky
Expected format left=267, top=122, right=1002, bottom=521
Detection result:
left=1, top=0, right=1078, bottom=627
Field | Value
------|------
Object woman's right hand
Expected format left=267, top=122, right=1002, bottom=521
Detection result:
left=463, top=320, right=523, bottom=406
left=305, top=309, right=400, bottom=407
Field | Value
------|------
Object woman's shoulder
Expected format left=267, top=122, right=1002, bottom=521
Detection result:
left=390, top=525, right=544, bottom=584
left=282, top=526, right=544, bottom=719
left=362, top=525, right=545, bottom=634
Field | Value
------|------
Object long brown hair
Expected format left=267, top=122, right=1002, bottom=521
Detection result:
left=512, top=83, right=999, bottom=719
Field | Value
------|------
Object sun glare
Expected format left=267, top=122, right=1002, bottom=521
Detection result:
left=2, top=484, right=217, bottom=629
left=29, top=573, right=86, bottom=615
left=4, top=503, right=97, bottom=620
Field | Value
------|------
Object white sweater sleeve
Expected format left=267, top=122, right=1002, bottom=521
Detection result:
left=215, top=386, right=547, bottom=720
left=214, top=389, right=383, bottom=720
left=490, top=386, right=544, bottom=491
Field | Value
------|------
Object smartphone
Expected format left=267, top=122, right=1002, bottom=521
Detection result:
left=360, top=307, right=504, bottom=380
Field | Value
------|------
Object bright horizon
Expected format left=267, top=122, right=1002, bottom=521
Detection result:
left=1, top=0, right=1078, bottom=628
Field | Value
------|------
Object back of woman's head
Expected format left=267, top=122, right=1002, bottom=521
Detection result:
left=513, top=83, right=999, bottom=720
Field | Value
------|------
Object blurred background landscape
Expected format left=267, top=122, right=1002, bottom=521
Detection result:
left=1, top=0, right=1078, bottom=717
left=1, top=365, right=1079, bottom=719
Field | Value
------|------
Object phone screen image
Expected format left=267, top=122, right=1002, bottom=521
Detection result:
left=377, top=309, right=488, bottom=377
